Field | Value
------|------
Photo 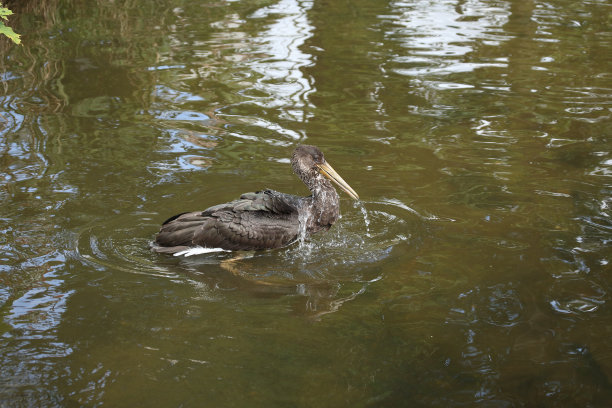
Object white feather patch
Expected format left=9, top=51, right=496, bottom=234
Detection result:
left=174, top=247, right=229, bottom=257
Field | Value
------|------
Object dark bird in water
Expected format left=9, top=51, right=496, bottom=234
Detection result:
left=152, top=145, right=359, bottom=255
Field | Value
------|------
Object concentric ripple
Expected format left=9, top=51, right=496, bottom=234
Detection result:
left=73, top=213, right=179, bottom=280
left=70, top=198, right=428, bottom=317
left=173, top=197, right=428, bottom=282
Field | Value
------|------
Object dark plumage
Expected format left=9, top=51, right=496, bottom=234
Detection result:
left=152, top=145, right=359, bottom=254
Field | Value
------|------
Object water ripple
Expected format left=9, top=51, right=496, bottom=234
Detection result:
left=382, top=0, right=510, bottom=80
left=73, top=214, right=179, bottom=280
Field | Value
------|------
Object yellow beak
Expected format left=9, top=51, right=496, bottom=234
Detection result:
left=317, top=161, right=360, bottom=200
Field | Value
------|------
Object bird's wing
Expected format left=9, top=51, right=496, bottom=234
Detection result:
left=154, top=211, right=212, bottom=249
left=202, top=190, right=298, bottom=216
left=194, top=209, right=300, bottom=251
left=154, top=190, right=302, bottom=252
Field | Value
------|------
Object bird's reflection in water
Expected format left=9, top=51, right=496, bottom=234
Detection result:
left=180, top=253, right=364, bottom=319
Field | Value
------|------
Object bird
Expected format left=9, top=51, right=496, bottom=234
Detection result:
left=152, top=145, right=359, bottom=255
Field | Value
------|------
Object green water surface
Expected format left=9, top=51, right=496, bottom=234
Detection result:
left=1, top=0, right=611, bottom=406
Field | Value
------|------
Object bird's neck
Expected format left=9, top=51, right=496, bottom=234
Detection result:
left=302, top=179, right=340, bottom=233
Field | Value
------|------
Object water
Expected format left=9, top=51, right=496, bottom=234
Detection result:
left=357, top=201, right=372, bottom=238
left=1, top=0, right=611, bottom=406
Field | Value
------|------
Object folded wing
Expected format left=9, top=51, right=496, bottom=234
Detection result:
left=153, top=190, right=302, bottom=253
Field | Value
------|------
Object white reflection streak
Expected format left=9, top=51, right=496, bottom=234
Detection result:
left=7, top=285, right=73, bottom=340
left=385, top=0, right=510, bottom=76
left=2, top=266, right=74, bottom=391
left=249, top=0, right=315, bottom=122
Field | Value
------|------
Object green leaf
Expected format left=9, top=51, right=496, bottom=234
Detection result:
left=0, top=22, right=20, bottom=44
left=0, top=7, right=13, bottom=21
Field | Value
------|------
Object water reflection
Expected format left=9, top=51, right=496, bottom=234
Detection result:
left=383, top=0, right=510, bottom=78
left=69, top=196, right=415, bottom=319
left=1, top=0, right=612, bottom=405
left=246, top=0, right=314, bottom=122
left=1, top=254, right=73, bottom=404
left=181, top=259, right=374, bottom=320
left=146, top=0, right=315, bottom=177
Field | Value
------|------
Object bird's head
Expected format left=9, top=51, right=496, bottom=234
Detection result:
left=291, top=145, right=359, bottom=200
